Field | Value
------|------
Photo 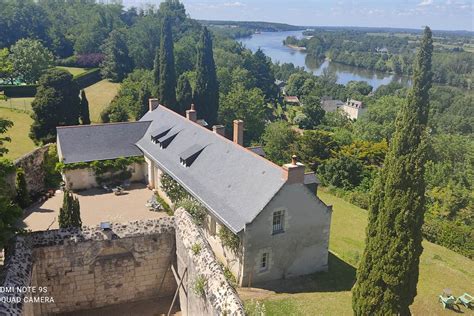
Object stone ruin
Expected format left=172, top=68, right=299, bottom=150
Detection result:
left=0, top=210, right=245, bottom=316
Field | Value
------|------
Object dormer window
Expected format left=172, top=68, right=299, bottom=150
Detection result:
left=150, top=126, right=172, bottom=143
left=272, top=210, right=284, bottom=234
left=157, top=132, right=179, bottom=149
left=180, top=144, right=206, bottom=167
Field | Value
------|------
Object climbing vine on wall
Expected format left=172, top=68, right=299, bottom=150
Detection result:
left=218, top=226, right=241, bottom=254
left=57, top=156, right=145, bottom=184
left=160, top=173, right=189, bottom=204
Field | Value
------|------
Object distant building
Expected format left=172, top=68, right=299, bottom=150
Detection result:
left=284, top=96, right=301, bottom=105
left=342, top=99, right=366, bottom=120
left=321, top=97, right=345, bottom=112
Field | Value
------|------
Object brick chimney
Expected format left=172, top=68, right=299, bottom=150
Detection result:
left=233, top=120, right=244, bottom=146
left=283, top=155, right=305, bottom=184
left=149, top=98, right=159, bottom=112
left=212, top=125, right=225, bottom=136
left=186, top=104, right=197, bottom=122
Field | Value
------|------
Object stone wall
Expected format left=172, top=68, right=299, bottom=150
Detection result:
left=175, top=208, right=245, bottom=316
left=0, top=218, right=176, bottom=315
left=63, top=162, right=147, bottom=190
left=13, top=144, right=52, bottom=197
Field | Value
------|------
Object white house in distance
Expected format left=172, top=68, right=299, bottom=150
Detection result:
left=321, top=97, right=366, bottom=120
left=56, top=99, right=332, bottom=286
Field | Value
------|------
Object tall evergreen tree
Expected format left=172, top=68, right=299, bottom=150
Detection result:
left=246, top=49, right=278, bottom=101
left=158, top=16, right=177, bottom=110
left=100, top=29, right=133, bottom=82
left=152, top=47, right=160, bottom=98
left=59, top=189, right=82, bottom=229
left=30, top=69, right=81, bottom=144
left=352, top=27, right=433, bottom=315
left=15, top=168, right=30, bottom=208
left=176, top=74, right=192, bottom=115
left=79, top=90, right=91, bottom=125
left=193, top=27, right=219, bottom=126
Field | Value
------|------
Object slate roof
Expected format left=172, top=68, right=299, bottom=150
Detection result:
left=247, top=146, right=266, bottom=157
left=321, top=99, right=344, bottom=112
left=57, top=121, right=151, bottom=164
left=136, top=106, right=287, bottom=233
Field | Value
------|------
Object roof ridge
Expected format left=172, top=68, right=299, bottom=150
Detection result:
left=57, top=121, right=152, bottom=129
left=157, top=105, right=286, bottom=173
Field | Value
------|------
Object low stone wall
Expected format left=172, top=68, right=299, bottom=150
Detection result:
left=63, top=162, right=147, bottom=190
left=175, top=208, right=245, bottom=316
left=0, top=218, right=176, bottom=315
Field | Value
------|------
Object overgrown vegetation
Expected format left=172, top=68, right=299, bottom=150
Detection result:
left=193, top=275, right=207, bottom=296
left=218, top=226, right=241, bottom=253
left=191, top=242, right=201, bottom=255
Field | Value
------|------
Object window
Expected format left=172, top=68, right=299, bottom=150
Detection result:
left=272, top=210, right=284, bottom=234
left=260, top=253, right=269, bottom=272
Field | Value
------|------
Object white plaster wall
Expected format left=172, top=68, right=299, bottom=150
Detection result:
left=341, top=105, right=367, bottom=120
left=63, top=162, right=147, bottom=190
left=242, top=183, right=332, bottom=285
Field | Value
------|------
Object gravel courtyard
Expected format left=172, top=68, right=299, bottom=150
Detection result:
left=22, top=183, right=168, bottom=231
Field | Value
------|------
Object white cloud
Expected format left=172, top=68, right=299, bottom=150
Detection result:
left=418, top=0, right=433, bottom=6
left=223, top=1, right=245, bottom=7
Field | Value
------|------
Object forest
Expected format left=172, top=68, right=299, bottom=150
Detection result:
left=283, top=29, right=473, bottom=88
left=0, top=0, right=472, bottom=259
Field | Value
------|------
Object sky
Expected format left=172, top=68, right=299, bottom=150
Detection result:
left=122, top=0, right=474, bottom=31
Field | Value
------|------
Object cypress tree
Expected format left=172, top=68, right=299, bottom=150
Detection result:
left=152, top=47, right=160, bottom=98
left=352, top=27, right=433, bottom=315
left=59, top=189, right=82, bottom=229
left=158, top=16, right=177, bottom=110
left=176, top=74, right=192, bottom=116
left=79, top=90, right=91, bottom=125
left=15, top=168, right=30, bottom=208
left=193, top=27, right=219, bottom=126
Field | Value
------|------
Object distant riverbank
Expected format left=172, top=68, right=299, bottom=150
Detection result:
left=286, top=44, right=306, bottom=51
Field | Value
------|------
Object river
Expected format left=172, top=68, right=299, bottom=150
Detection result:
left=239, top=30, right=410, bottom=89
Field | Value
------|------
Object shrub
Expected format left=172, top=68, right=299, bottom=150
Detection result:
left=160, top=173, right=189, bottom=204
left=193, top=275, right=207, bottom=296
left=218, top=226, right=241, bottom=253
left=43, top=144, right=62, bottom=189
left=176, top=198, right=206, bottom=225
left=15, top=168, right=30, bottom=208
left=219, top=262, right=237, bottom=288
left=191, top=243, right=201, bottom=255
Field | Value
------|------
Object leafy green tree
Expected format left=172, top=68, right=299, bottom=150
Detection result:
left=9, top=39, right=53, bottom=84
left=30, top=69, right=81, bottom=144
left=352, top=27, right=433, bottom=315
left=100, top=29, right=133, bottom=82
left=354, top=96, right=405, bottom=142
left=218, top=84, right=267, bottom=144
left=297, top=130, right=338, bottom=171
left=158, top=16, right=177, bottom=110
left=0, top=48, right=14, bottom=84
left=176, top=74, right=193, bottom=115
left=318, top=155, right=365, bottom=190
left=262, top=121, right=298, bottom=165
left=0, top=119, right=13, bottom=157
left=245, top=49, right=278, bottom=100
left=101, top=101, right=129, bottom=123
left=347, top=80, right=373, bottom=96
left=59, top=189, right=82, bottom=229
left=127, top=13, right=161, bottom=69
left=300, top=95, right=325, bottom=129
left=79, top=90, right=91, bottom=125
left=15, top=168, right=30, bottom=208
left=194, top=27, right=219, bottom=126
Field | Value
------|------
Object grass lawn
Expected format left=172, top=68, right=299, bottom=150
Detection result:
left=0, top=108, right=36, bottom=159
left=0, top=97, right=33, bottom=112
left=242, top=188, right=474, bottom=315
left=55, top=66, right=88, bottom=76
left=83, top=79, right=120, bottom=123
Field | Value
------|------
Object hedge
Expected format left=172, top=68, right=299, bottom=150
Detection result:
left=0, top=68, right=101, bottom=97
left=0, top=85, right=37, bottom=98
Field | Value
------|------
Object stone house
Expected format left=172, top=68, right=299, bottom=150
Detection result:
left=321, top=97, right=366, bottom=120
left=56, top=99, right=332, bottom=286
